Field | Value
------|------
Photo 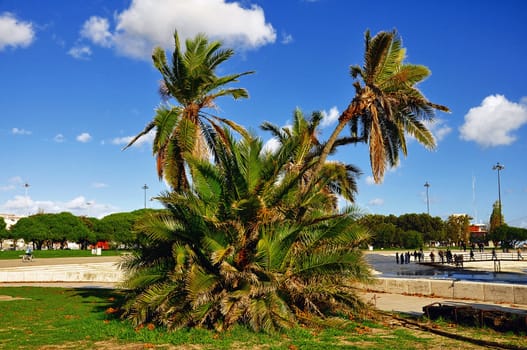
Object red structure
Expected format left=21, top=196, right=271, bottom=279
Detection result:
left=95, top=241, right=110, bottom=250
left=469, top=224, right=488, bottom=241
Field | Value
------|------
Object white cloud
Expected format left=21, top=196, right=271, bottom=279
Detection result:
left=91, top=182, right=108, bottom=189
left=368, top=198, right=384, bottom=206
left=11, top=127, right=31, bottom=135
left=0, top=176, right=24, bottom=192
left=424, top=118, right=452, bottom=142
left=281, top=32, right=293, bottom=44
left=81, top=16, right=113, bottom=47
left=0, top=12, right=35, bottom=51
left=76, top=132, right=92, bottom=143
left=112, top=129, right=154, bottom=148
left=262, top=137, right=280, bottom=154
left=54, top=134, right=65, bottom=143
left=459, top=95, right=527, bottom=147
left=1, top=195, right=116, bottom=218
left=365, top=176, right=375, bottom=185
left=79, top=0, right=276, bottom=59
left=68, top=45, right=92, bottom=60
left=321, top=106, right=339, bottom=127
left=0, top=185, right=15, bottom=192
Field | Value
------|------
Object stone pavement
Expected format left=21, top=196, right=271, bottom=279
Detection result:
left=2, top=255, right=527, bottom=317
left=358, top=291, right=527, bottom=316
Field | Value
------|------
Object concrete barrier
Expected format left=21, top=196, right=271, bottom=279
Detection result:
left=0, top=262, right=124, bottom=283
left=359, top=277, right=527, bottom=306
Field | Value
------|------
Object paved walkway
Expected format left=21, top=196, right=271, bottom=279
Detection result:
left=0, top=256, right=120, bottom=268
left=0, top=256, right=124, bottom=288
left=2, top=256, right=527, bottom=317
left=358, top=291, right=527, bottom=315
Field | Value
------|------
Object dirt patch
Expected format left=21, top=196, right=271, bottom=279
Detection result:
left=0, top=294, right=30, bottom=301
left=38, top=340, right=186, bottom=349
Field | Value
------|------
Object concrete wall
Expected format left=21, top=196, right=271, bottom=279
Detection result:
left=0, top=262, right=124, bottom=283
left=359, top=277, right=527, bottom=306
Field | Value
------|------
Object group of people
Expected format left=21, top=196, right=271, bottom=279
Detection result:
left=426, top=249, right=464, bottom=267
left=394, top=246, right=525, bottom=266
left=395, top=249, right=425, bottom=264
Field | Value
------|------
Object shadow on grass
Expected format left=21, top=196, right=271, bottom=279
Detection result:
left=66, top=287, right=126, bottom=320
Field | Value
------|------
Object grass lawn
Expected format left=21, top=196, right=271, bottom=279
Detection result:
left=1, top=287, right=526, bottom=349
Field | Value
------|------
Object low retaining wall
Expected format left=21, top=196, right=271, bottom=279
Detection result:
left=0, top=263, right=125, bottom=283
left=360, top=277, right=527, bottom=305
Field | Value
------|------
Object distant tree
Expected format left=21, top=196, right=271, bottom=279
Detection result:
left=401, top=230, right=424, bottom=249
left=372, top=222, right=401, bottom=248
left=95, top=212, right=136, bottom=248
left=445, top=214, right=471, bottom=244
left=48, top=212, right=93, bottom=248
left=95, top=209, right=156, bottom=248
left=0, top=217, right=7, bottom=249
left=489, top=200, right=505, bottom=235
left=488, top=224, right=527, bottom=251
left=397, top=213, right=444, bottom=242
left=78, top=216, right=98, bottom=249
left=9, top=216, right=48, bottom=249
left=361, top=213, right=443, bottom=247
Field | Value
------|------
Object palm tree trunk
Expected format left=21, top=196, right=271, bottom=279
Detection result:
left=305, top=99, right=362, bottom=193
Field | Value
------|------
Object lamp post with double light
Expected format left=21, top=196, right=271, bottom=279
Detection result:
left=424, top=181, right=430, bottom=215
left=492, top=162, right=504, bottom=225
left=142, top=184, right=149, bottom=209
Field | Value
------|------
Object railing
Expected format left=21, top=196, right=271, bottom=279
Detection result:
left=398, top=251, right=524, bottom=264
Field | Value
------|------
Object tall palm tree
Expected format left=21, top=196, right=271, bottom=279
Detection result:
left=120, top=128, right=371, bottom=333
left=124, top=31, right=253, bottom=190
left=310, top=30, right=449, bottom=186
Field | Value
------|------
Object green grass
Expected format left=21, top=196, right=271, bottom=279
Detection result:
left=0, top=287, right=437, bottom=349
left=0, top=249, right=126, bottom=260
left=1, top=287, right=526, bottom=349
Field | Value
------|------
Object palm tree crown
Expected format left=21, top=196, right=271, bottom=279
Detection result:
left=124, top=31, right=254, bottom=190
left=312, top=30, right=449, bottom=185
left=120, top=127, right=371, bottom=333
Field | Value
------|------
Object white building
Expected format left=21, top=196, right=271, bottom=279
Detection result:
left=0, top=213, right=24, bottom=229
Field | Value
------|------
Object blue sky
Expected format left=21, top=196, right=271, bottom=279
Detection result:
left=1, top=0, right=526, bottom=228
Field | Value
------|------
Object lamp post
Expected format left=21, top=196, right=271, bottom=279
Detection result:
left=424, top=181, right=430, bottom=215
left=142, top=184, right=149, bottom=209
left=492, top=162, right=504, bottom=225
left=24, top=183, right=30, bottom=216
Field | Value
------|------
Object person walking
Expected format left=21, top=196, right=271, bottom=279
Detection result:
left=429, top=251, right=435, bottom=263
left=396, top=252, right=399, bottom=264
left=517, top=248, right=524, bottom=260
left=492, top=248, right=497, bottom=260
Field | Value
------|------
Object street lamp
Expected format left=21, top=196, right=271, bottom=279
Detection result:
left=24, top=183, right=30, bottom=216
left=492, top=162, right=505, bottom=225
left=142, top=184, right=149, bottom=209
left=424, top=181, right=430, bottom=215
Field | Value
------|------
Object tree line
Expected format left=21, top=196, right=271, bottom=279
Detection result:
left=0, top=209, right=157, bottom=250
left=360, top=212, right=527, bottom=250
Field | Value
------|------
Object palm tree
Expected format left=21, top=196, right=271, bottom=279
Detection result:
left=124, top=31, right=253, bottom=190
left=261, top=108, right=360, bottom=210
left=120, top=128, right=371, bottom=333
left=310, top=30, right=449, bottom=186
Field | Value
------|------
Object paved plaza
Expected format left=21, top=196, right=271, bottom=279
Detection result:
left=1, top=253, right=527, bottom=315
